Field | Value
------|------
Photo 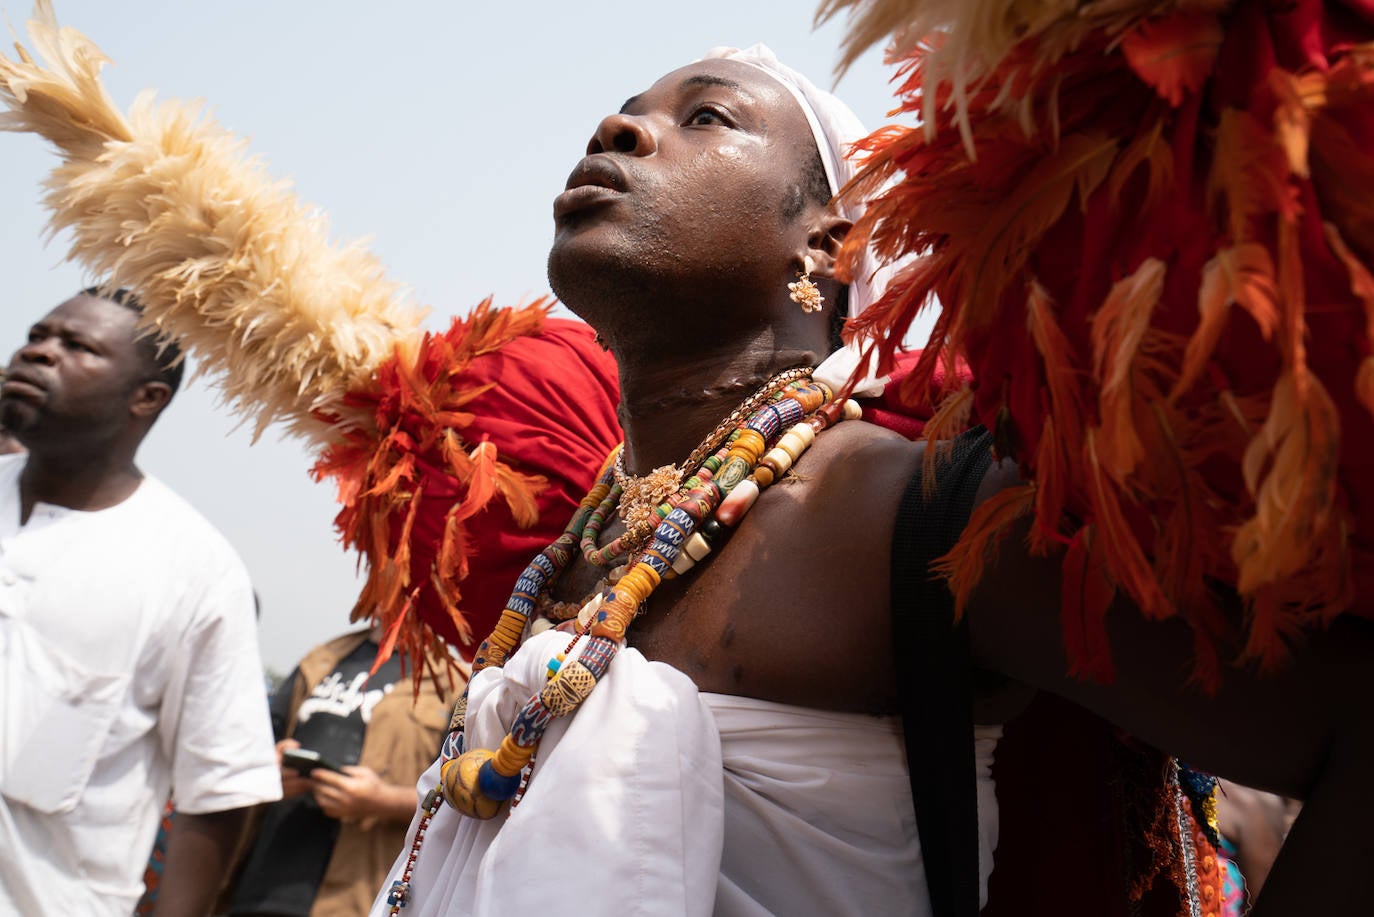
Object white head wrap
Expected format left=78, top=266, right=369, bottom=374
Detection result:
left=702, top=44, right=892, bottom=395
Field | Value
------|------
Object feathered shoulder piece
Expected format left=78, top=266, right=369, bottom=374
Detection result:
left=0, top=3, right=625, bottom=682
left=0, top=0, right=423, bottom=443
left=313, top=304, right=622, bottom=682
left=821, top=0, right=1374, bottom=686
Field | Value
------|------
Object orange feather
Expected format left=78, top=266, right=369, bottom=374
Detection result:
left=920, top=383, right=976, bottom=494
left=1106, top=118, right=1174, bottom=210
left=1120, top=9, right=1223, bottom=107
left=1026, top=281, right=1085, bottom=552
left=1085, top=429, right=1173, bottom=620
left=933, top=483, right=1035, bottom=620
left=1235, top=371, right=1341, bottom=594
left=962, top=132, right=1119, bottom=323
left=1323, top=221, right=1374, bottom=416
left=1091, top=259, right=1165, bottom=483
left=1173, top=244, right=1280, bottom=399
left=1209, top=109, right=1291, bottom=245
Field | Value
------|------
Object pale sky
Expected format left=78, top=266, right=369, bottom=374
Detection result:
left=0, top=1, right=928, bottom=673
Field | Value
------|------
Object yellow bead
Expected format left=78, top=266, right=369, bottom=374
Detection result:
left=440, top=750, right=510, bottom=820
left=491, top=734, right=534, bottom=777
left=619, top=565, right=660, bottom=599
left=732, top=429, right=766, bottom=464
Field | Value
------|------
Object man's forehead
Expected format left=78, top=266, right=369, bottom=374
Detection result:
left=625, top=58, right=795, bottom=115
left=39, top=294, right=136, bottom=338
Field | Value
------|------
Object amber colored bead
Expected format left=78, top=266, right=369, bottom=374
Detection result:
left=618, top=565, right=660, bottom=599
left=731, top=429, right=766, bottom=463
left=591, top=596, right=638, bottom=639
left=491, top=734, right=535, bottom=777
left=440, top=750, right=509, bottom=820
left=752, top=465, right=775, bottom=488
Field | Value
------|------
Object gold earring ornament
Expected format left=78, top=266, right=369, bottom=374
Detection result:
left=788, top=255, right=824, bottom=313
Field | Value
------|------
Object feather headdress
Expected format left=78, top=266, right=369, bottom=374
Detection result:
left=820, top=0, right=1374, bottom=685
left=0, top=1, right=622, bottom=679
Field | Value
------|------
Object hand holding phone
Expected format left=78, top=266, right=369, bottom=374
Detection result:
left=281, top=747, right=344, bottom=776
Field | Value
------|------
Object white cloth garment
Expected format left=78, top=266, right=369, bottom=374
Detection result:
left=0, top=455, right=280, bottom=916
left=371, top=630, right=999, bottom=917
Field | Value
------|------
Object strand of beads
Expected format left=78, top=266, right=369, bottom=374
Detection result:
left=586, top=376, right=810, bottom=567
left=715, top=389, right=860, bottom=526
left=441, top=378, right=851, bottom=818
left=579, top=481, right=628, bottom=566
left=385, top=786, right=443, bottom=916
left=441, top=451, right=618, bottom=793
left=610, top=366, right=813, bottom=552
left=676, top=392, right=860, bottom=574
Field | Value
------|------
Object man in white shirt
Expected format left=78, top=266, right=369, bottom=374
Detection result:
left=0, top=288, right=281, bottom=916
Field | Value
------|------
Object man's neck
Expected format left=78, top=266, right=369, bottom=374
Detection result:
left=615, top=343, right=822, bottom=474
left=18, top=447, right=143, bottom=523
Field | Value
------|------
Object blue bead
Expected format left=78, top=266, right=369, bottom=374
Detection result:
left=666, top=507, right=694, bottom=528
left=547, top=656, right=562, bottom=673
left=387, top=880, right=410, bottom=907
left=477, top=759, right=523, bottom=800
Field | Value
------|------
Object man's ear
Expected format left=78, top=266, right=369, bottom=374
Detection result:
left=129, top=380, right=172, bottom=419
left=802, top=208, right=853, bottom=281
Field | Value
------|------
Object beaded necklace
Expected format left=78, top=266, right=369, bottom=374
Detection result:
left=385, top=372, right=862, bottom=915
left=583, top=366, right=809, bottom=567
left=610, top=365, right=812, bottom=553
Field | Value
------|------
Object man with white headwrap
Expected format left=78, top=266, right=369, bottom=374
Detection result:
left=362, top=45, right=999, bottom=917
left=0, top=19, right=970, bottom=912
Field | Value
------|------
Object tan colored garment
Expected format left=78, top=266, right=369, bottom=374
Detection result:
left=245, top=630, right=458, bottom=917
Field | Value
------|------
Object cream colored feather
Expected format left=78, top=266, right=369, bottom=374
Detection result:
left=0, top=1, right=425, bottom=444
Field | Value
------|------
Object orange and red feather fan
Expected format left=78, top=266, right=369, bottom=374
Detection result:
left=836, top=0, right=1374, bottom=687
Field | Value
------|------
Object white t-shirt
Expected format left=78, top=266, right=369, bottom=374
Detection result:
left=0, top=455, right=281, bottom=916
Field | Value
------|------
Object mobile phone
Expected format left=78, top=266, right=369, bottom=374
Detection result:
left=281, top=747, right=344, bottom=775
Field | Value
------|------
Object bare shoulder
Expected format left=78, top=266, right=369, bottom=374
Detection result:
left=627, top=419, right=922, bottom=712
left=780, top=418, right=923, bottom=519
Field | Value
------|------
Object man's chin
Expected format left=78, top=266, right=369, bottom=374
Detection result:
left=0, top=401, right=37, bottom=438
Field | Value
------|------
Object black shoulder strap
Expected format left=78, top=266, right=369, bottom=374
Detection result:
left=890, top=427, right=994, bottom=917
